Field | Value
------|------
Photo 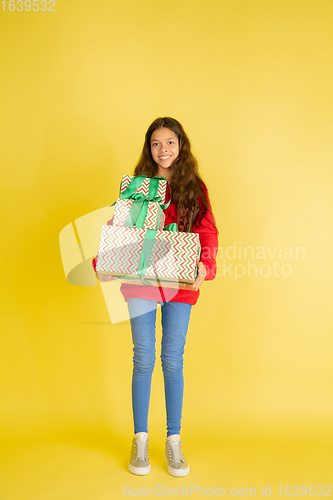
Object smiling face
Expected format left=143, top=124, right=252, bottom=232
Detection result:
left=150, top=127, right=179, bottom=180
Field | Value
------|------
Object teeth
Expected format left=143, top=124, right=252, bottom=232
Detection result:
left=160, top=156, right=171, bottom=159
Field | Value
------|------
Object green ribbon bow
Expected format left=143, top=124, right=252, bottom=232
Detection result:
left=115, top=175, right=171, bottom=229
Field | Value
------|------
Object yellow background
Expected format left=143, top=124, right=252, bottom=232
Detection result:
left=1, top=0, right=333, bottom=498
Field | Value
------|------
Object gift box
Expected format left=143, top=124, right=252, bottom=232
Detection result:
left=117, top=276, right=198, bottom=290
left=113, top=198, right=165, bottom=230
left=95, top=224, right=200, bottom=288
left=120, top=175, right=168, bottom=205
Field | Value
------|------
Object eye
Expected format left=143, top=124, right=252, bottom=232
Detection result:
left=152, top=142, right=158, bottom=147
left=168, top=141, right=174, bottom=144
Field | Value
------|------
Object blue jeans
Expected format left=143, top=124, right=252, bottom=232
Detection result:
left=127, top=298, right=192, bottom=437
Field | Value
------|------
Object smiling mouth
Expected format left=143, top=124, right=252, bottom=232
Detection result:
left=159, top=156, right=172, bottom=161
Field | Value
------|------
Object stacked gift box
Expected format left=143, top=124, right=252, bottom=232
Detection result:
left=95, top=175, right=201, bottom=289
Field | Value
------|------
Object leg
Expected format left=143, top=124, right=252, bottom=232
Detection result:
left=127, top=298, right=158, bottom=434
left=160, top=301, right=192, bottom=437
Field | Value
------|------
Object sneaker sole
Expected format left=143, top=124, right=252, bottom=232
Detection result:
left=128, top=463, right=151, bottom=475
left=165, top=457, right=190, bottom=477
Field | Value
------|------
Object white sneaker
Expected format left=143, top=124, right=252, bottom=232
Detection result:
left=128, top=432, right=150, bottom=475
left=165, top=434, right=190, bottom=477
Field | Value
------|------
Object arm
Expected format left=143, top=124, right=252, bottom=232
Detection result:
left=192, top=183, right=219, bottom=286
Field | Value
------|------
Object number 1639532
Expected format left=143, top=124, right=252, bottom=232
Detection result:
left=1, top=0, right=55, bottom=11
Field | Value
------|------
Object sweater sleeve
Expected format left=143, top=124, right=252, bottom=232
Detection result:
left=192, top=183, right=219, bottom=281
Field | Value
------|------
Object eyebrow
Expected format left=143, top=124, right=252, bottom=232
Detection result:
left=151, top=138, right=176, bottom=142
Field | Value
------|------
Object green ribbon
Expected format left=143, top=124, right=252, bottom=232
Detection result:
left=163, top=222, right=178, bottom=231
left=137, top=229, right=158, bottom=284
left=115, top=175, right=171, bottom=229
left=136, top=222, right=179, bottom=285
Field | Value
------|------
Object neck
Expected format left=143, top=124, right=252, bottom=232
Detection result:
left=156, top=168, right=172, bottom=184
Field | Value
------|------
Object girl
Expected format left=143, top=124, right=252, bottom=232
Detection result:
left=95, top=117, right=219, bottom=477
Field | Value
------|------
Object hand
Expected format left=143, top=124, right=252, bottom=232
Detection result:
left=192, top=262, right=207, bottom=290
left=96, top=272, right=118, bottom=282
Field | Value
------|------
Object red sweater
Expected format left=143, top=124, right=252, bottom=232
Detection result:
left=93, top=182, right=219, bottom=306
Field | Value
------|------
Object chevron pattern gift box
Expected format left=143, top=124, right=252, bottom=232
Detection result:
left=120, top=175, right=167, bottom=203
left=117, top=276, right=197, bottom=290
left=112, top=175, right=168, bottom=230
left=113, top=198, right=165, bottom=230
left=95, top=224, right=201, bottom=288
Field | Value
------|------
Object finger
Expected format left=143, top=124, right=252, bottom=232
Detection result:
left=192, top=264, right=206, bottom=287
left=198, top=263, right=207, bottom=276
left=192, top=277, right=203, bottom=288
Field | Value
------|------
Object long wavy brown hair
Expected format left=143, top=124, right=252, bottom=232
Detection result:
left=133, top=117, right=218, bottom=233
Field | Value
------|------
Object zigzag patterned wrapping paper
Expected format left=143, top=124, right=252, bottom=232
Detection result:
left=113, top=198, right=164, bottom=229
left=120, top=175, right=167, bottom=204
left=95, top=225, right=201, bottom=286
